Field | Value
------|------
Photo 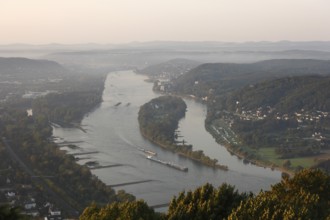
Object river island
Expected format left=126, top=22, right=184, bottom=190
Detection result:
left=138, top=95, right=228, bottom=170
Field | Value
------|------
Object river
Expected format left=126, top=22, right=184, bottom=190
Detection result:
left=52, top=70, right=281, bottom=209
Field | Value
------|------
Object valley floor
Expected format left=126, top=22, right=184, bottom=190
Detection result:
left=205, top=118, right=329, bottom=175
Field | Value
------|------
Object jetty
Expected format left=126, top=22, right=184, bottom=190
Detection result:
left=71, top=151, right=99, bottom=156
left=89, top=164, right=125, bottom=170
left=108, top=180, right=154, bottom=187
left=57, top=141, right=84, bottom=145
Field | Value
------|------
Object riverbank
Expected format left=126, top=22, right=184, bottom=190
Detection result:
left=138, top=95, right=228, bottom=171
left=139, top=128, right=228, bottom=171
left=205, top=122, right=294, bottom=176
left=163, top=92, right=292, bottom=176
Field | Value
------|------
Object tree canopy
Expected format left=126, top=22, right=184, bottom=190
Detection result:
left=80, top=200, right=159, bottom=220
left=167, top=183, right=250, bottom=220
left=80, top=169, right=330, bottom=220
left=229, top=169, right=330, bottom=220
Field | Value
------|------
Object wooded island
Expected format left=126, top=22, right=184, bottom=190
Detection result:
left=138, top=95, right=228, bottom=170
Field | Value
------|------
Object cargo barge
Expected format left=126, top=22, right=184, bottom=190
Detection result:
left=146, top=155, right=188, bottom=172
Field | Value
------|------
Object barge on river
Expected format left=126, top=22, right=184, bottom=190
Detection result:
left=146, top=155, right=188, bottom=172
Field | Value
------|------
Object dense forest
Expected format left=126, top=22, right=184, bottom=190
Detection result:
left=172, top=59, right=330, bottom=98
left=30, top=71, right=107, bottom=125
left=138, top=95, right=228, bottom=169
left=80, top=169, right=330, bottom=220
left=212, top=75, right=330, bottom=113
left=32, top=90, right=103, bottom=125
left=138, top=95, right=187, bottom=144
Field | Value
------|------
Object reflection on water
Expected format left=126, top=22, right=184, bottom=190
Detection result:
left=52, top=70, right=281, bottom=208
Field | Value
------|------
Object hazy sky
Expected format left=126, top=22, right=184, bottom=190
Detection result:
left=1, top=0, right=330, bottom=44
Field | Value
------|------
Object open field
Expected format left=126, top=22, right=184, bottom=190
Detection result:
left=208, top=118, right=330, bottom=172
left=258, top=147, right=317, bottom=169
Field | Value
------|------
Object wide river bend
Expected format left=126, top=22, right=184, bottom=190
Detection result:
left=52, top=70, right=281, bottom=210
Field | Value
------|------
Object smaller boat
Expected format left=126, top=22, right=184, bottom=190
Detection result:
left=138, top=147, right=157, bottom=156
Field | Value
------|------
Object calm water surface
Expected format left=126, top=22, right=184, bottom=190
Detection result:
left=52, top=70, right=281, bottom=208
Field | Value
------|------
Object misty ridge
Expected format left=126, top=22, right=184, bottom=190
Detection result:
left=1, top=41, right=330, bottom=72
left=41, top=41, right=330, bottom=71
left=2, top=41, right=330, bottom=99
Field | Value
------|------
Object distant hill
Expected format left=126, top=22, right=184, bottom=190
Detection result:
left=136, top=58, right=201, bottom=79
left=172, top=59, right=330, bottom=97
left=43, top=43, right=330, bottom=73
left=0, top=57, right=67, bottom=78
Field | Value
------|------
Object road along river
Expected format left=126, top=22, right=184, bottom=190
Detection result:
left=52, top=70, right=281, bottom=210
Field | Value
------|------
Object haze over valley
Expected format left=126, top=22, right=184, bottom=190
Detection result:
left=1, top=0, right=330, bottom=219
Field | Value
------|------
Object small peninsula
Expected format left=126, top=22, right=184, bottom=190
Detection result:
left=138, top=95, right=228, bottom=170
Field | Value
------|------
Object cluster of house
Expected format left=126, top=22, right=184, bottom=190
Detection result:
left=0, top=76, right=62, bottom=102
left=234, top=105, right=329, bottom=125
left=152, top=71, right=184, bottom=80
left=154, top=80, right=173, bottom=93
left=4, top=189, right=39, bottom=217
left=290, top=110, right=329, bottom=123
left=225, top=105, right=329, bottom=142
left=235, top=105, right=275, bottom=121
left=1, top=178, right=63, bottom=219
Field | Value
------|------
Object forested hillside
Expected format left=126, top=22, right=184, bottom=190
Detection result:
left=32, top=89, right=103, bottom=125
left=0, top=106, right=134, bottom=217
left=0, top=65, right=133, bottom=218
left=214, top=75, right=330, bottom=113
left=0, top=57, right=66, bottom=77
left=204, top=75, right=330, bottom=171
left=172, top=59, right=330, bottom=98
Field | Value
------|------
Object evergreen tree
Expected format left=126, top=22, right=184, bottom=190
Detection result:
left=167, top=183, right=250, bottom=220
left=80, top=200, right=161, bottom=220
left=229, top=169, right=330, bottom=220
